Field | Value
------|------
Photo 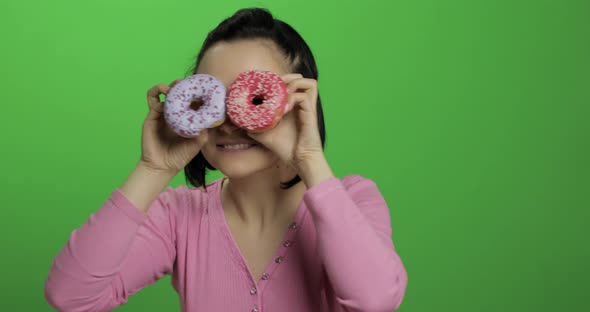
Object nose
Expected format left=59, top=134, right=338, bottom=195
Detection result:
left=217, top=118, right=241, bottom=134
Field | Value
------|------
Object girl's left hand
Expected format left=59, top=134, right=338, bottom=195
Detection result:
left=247, top=73, right=324, bottom=171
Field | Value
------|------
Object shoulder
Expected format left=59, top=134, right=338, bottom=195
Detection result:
left=155, top=178, right=222, bottom=219
left=340, top=174, right=379, bottom=190
left=304, top=174, right=379, bottom=195
left=338, top=174, right=388, bottom=205
left=304, top=174, right=382, bottom=204
left=165, top=178, right=222, bottom=206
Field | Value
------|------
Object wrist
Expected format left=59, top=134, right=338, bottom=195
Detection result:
left=297, top=155, right=335, bottom=188
left=138, top=160, right=179, bottom=177
left=119, top=162, right=177, bottom=212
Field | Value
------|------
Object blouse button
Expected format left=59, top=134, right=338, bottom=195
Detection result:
left=275, top=256, right=284, bottom=263
left=262, top=273, right=270, bottom=280
left=250, top=287, right=257, bottom=295
left=289, top=222, right=298, bottom=229
left=251, top=308, right=259, bottom=312
left=283, top=240, right=293, bottom=247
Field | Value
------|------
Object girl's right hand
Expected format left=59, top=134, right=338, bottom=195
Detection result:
left=140, top=79, right=209, bottom=174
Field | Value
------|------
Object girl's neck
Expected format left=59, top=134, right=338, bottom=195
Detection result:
left=220, top=165, right=305, bottom=230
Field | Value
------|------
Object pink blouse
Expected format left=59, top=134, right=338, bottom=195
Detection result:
left=45, top=175, right=408, bottom=311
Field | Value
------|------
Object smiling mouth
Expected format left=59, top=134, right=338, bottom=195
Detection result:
left=216, top=143, right=257, bottom=150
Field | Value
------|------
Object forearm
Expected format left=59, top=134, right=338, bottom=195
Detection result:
left=46, top=163, right=179, bottom=310
left=303, top=177, right=408, bottom=312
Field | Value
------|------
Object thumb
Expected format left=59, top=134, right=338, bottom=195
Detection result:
left=194, top=129, right=209, bottom=148
left=246, top=130, right=263, bottom=142
left=247, top=130, right=276, bottom=146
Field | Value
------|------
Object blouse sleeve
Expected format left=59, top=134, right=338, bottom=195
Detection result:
left=304, top=175, right=408, bottom=312
left=44, top=185, right=187, bottom=312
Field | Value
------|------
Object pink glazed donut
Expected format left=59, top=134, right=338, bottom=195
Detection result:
left=164, top=74, right=226, bottom=138
left=226, top=70, right=288, bottom=132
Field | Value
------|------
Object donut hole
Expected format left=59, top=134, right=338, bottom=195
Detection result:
left=252, top=96, right=264, bottom=105
left=190, top=98, right=205, bottom=110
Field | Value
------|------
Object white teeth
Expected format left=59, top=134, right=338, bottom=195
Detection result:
left=222, top=144, right=254, bottom=150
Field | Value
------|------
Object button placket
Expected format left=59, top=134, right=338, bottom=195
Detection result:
left=274, top=222, right=299, bottom=265
left=258, top=218, right=301, bottom=299
left=250, top=284, right=258, bottom=312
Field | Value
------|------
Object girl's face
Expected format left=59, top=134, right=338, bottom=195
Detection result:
left=197, top=39, right=293, bottom=179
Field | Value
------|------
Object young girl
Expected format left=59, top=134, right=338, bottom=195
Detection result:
left=45, top=8, right=408, bottom=312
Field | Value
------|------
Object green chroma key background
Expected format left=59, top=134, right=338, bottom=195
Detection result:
left=1, top=0, right=588, bottom=311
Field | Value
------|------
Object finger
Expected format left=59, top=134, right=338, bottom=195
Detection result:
left=285, top=93, right=308, bottom=114
left=194, top=128, right=209, bottom=147
left=245, top=131, right=267, bottom=149
left=146, top=83, right=170, bottom=120
left=281, top=73, right=304, bottom=84
left=146, top=79, right=185, bottom=122
left=286, top=78, right=317, bottom=94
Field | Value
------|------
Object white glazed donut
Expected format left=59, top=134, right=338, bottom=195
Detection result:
left=164, top=74, right=226, bottom=137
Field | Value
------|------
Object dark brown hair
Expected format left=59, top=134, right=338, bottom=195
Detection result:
left=183, top=7, right=326, bottom=190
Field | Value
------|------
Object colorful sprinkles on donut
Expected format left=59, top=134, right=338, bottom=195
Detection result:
left=226, top=70, right=288, bottom=132
left=163, top=74, right=226, bottom=137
